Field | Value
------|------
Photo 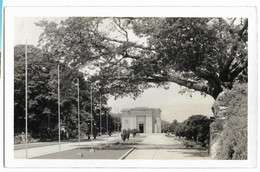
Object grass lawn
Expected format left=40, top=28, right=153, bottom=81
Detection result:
left=14, top=138, right=106, bottom=150
left=24, top=135, right=145, bottom=159
left=32, top=145, right=132, bottom=159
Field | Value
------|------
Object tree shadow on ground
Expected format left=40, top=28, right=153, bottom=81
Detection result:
left=135, top=144, right=208, bottom=150
left=171, top=150, right=209, bottom=158
left=62, top=138, right=105, bottom=142
left=78, top=145, right=133, bottom=150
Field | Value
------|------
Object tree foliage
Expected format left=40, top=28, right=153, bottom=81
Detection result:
left=36, top=17, right=247, bottom=99
left=14, top=44, right=118, bottom=140
left=175, top=115, right=210, bottom=146
left=214, top=84, right=247, bottom=159
left=162, top=119, right=178, bottom=133
left=126, top=18, right=248, bottom=99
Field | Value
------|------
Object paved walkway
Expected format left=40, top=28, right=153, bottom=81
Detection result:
left=14, top=133, right=211, bottom=160
left=14, top=133, right=122, bottom=159
left=125, top=133, right=210, bottom=160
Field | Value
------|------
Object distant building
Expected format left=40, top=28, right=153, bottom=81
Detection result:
left=121, top=107, right=161, bottom=133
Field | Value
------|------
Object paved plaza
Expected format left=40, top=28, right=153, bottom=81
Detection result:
left=126, top=133, right=210, bottom=160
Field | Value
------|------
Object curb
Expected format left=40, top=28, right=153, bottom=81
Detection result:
left=119, top=147, right=135, bottom=160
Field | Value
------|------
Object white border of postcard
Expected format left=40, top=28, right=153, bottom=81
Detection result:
left=3, top=5, right=258, bottom=168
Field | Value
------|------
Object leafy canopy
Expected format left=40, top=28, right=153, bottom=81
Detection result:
left=36, top=17, right=248, bottom=99
left=14, top=44, right=116, bottom=140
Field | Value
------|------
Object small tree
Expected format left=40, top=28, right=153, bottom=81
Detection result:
left=169, top=119, right=178, bottom=133
left=175, top=115, right=210, bottom=146
left=186, top=115, right=210, bottom=144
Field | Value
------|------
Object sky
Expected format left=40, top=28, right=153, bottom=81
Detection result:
left=108, top=83, right=214, bottom=122
left=14, top=17, right=215, bottom=123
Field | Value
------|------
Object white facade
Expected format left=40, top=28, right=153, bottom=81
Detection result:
left=121, top=107, right=161, bottom=133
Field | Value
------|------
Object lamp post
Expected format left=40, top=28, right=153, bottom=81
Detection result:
left=106, top=110, right=108, bottom=135
left=25, top=46, right=61, bottom=158
left=99, top=63, right=102, bottom=136
left=114, top=105, right=117, bottom=131
left=77, top=79, right=80, bottom=152
left=100, top=94, right=102, bottom=136
left=58, top=65, right=61, bottom=159
left=25, top=43, right=28, bottom=159
left=117, top=107, right=120, bottom=132
left=90, top=84, right=93, bottom=136
left=87, top=122, right=90, bottom=139
left=73, top=78, right=80, bottom=153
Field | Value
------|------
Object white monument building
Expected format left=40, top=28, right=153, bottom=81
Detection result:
left=121, top=107, right=162, bottom=133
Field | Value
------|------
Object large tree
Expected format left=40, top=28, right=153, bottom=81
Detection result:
left=14, top=45, right=59, bottom=137
left=14, top=44, right=113, bottom=139
left=37, top=17, right=248, bottom=99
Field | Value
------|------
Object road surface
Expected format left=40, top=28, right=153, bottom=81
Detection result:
left=125, top=133, right=210, bottom=160
left=14, top=133, right=122, bottom=159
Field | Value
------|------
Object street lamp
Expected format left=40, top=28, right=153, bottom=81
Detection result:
left=107, top=110, right=108, bottom=135
left=90, top=84, right=93, bottom=136
left=73, top=78, right=81, bottom=154
left=91, top=79, right=102, bottom=137
left=100, top=94, right=102, bottom=136
left=99, top=63, right=102, bottom=136
left=25, top=46, right=61, bottom=158
left=117, top=107, right=120, bottom=132
left=58, top=65, right=61, bottom=159
left=25, top=43, right=28, bottom=159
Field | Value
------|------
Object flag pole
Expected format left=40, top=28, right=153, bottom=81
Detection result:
left=58, top=65, right=61, bottom=159
left=106, top=106, right=109, bottom=143
left=99, top=94, right=102, bottom=145
left=77, top=78, right=80, bottom=153
left=100, top=94, right=102, bottom=135
left=99, top=63, right=102, bottom=136
left=90, top=84, right=93, bottom=136
left=25, top=43, right=28, bottom=159
left=106, top=108, right=108, bottom=135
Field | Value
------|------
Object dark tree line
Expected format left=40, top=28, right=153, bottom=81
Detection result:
left=165, top=115, right=210, bottom=147
left=14, top=45, right=118, bottom=141
left=175, top=115, right=211, bottom=147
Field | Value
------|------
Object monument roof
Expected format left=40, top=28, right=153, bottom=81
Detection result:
left=121, top=107, right=161, bottom=112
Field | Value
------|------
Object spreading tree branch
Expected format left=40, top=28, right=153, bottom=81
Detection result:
left=238, top=19, right=248, bottom=37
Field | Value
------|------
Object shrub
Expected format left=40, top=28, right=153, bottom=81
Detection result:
left=130, top=129, right=140, bottom=137
left=175, top=115, right=210, bottom=146
left=121, top=129, right=128, bottom=141
left=126, top=129, right=130, bottom=140
left=215, top=84, right=247, bottom=160
left=183, top=140, right=197, bottom=148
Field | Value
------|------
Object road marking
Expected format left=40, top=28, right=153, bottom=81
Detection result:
left=151, top=149, right=158, bottom=159
left=119, top=147, right=135, bottom=160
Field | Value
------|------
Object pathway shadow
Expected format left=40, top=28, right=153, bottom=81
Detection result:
left=63, top=138, right=106, bottom=142
left=135, top=143, right=208, bottom=150
left=169, top=150, right=209, bottom=158
left=76, top=144, right=133, bottom=150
